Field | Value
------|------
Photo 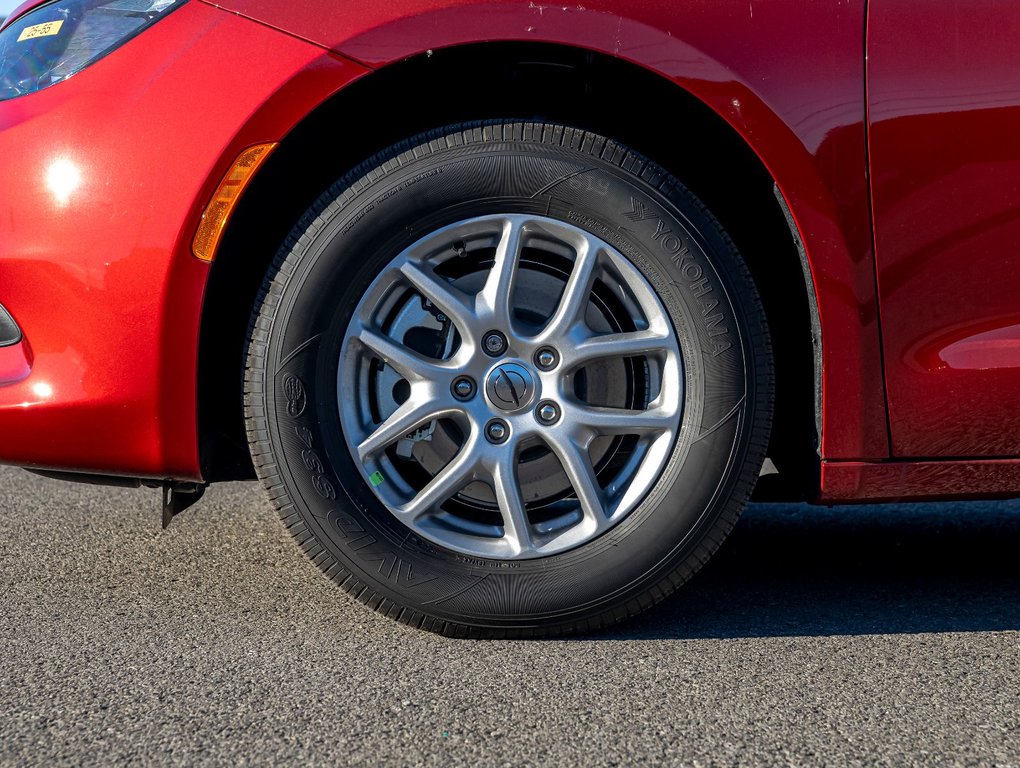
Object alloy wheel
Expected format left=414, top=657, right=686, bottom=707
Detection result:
left=339, top=214, right=684, bottom=559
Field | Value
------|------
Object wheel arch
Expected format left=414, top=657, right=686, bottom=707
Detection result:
left=198, top=41, right=823, bottom=496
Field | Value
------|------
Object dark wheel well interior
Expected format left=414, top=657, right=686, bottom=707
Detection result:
left=199, top=42, right=819, bottom=498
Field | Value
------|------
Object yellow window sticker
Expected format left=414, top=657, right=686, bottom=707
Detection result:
left=17, top=20, right=65, bottom=43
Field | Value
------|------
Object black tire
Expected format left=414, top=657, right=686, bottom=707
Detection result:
left=244, top=121, right=773, bottom=638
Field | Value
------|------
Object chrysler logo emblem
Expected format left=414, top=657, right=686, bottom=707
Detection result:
left=485, top=362, right=536, bottom=413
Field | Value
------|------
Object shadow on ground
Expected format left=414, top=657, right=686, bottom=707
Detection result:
left=601, top=500, right=1020, bottom=640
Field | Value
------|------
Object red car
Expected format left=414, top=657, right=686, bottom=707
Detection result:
left=0, top=0, right=1014, bottom=637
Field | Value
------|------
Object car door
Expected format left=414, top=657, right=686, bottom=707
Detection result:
left=870, top=0, right=1020, bottom=457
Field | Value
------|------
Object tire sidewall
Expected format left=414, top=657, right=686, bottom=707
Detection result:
left=255, top=126, right=763, bottom=627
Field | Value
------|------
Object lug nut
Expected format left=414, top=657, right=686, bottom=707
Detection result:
left=536, top=401, right=561, bottom=425
left=486, top=419, right=510, bottom=444
left=452, top=376, right=476, bottom=401
left=483, top=331, right=508, bottom=357
left=535, top=348, right=559, bottom=371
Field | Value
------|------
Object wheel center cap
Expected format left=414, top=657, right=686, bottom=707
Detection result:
left=485, top=362, right=537, bottom=413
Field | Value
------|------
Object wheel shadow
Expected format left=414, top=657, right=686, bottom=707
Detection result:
left=600, top=500, right=1020, bottom=640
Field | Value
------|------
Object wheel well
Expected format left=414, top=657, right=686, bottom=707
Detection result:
left=199, top=42, right=820, bottom=497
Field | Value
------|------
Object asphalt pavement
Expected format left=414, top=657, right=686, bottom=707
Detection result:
left=0, top=465, right=1017, bottom=766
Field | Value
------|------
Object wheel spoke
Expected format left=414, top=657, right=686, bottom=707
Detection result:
left=396, top=436, right=481, bottom=520
left=567, top=329, right=672, bottom=367
left=399, top=262, right=477, bottom=341
left=544, top=431, right=606, bottom=526
left=543, top=238, right=600, bottom=339
left=491, top=451, right=532, bottom=554
left=357, top=395, right=454, bottom=461
left=570, top=403, right=677, bottom=436
left=477, top=217, right=526, bottom=331
left=356, top=326, right=450, bottom=382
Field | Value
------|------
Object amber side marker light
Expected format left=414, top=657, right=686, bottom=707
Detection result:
left=193, top=143, right=278, bottom=262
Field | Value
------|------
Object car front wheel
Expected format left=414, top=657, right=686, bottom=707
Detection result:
left=245, top=121, right=773, bottom=637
